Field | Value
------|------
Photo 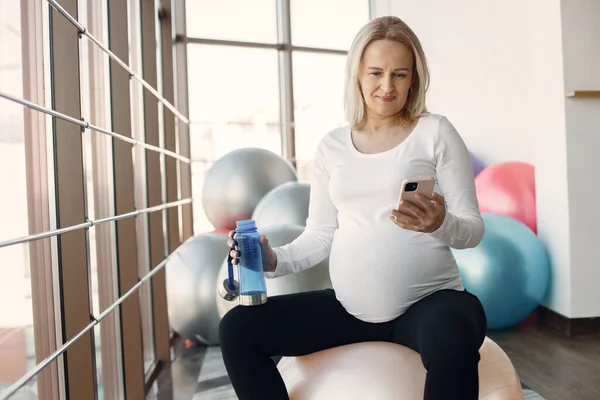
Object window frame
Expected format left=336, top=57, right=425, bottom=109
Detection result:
left=16, top=0, right=189, bottom=398
left=176, top=0, right=373, bottom=166
left=21, top=0, right=62, bottom=398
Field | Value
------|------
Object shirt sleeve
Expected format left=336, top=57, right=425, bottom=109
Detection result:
left=426, top=117, right=485, bottom=249
left=265, top=137, right=339, bottom=279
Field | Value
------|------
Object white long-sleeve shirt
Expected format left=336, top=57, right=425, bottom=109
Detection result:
left=268, top=112, right=485, bottom=323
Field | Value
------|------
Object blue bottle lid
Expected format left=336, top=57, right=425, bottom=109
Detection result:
left=236, top=219, right=257, bottom=232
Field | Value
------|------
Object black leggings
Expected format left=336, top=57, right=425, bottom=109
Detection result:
left=219, top=288, right=487, bottom=400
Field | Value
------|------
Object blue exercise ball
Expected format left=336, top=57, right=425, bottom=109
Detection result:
left=451, top=213, right=551, bottom=329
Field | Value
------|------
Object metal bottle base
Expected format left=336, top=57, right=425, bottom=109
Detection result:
left=218, top=279, right=239, bottom=301
left=239, top=292, right=268, bottom=306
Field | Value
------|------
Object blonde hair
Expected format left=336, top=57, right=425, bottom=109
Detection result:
left=344, top=16, right=430, bottom=129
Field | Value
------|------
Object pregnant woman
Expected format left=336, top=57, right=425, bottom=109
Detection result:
left=220, top=15, right=487, bottom=400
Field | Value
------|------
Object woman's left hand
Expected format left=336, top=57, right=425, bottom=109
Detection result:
left=390, top=192, right=446, bottom=233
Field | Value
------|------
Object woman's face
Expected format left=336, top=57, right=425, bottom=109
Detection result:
left=358, top=39, right=414, bottom=120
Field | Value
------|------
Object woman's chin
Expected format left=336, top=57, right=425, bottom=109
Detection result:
left=366, top=107, right=403, bottom=120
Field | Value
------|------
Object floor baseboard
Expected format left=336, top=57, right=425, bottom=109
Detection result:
left=537, top=306, right=600, bottom=336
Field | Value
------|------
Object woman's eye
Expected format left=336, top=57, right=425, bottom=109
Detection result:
left=369, top=72, right=406, bottom=78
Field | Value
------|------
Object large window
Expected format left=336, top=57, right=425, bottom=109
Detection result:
left=184, top=0, right=371, bottom=233
left=0, top=0, right=192, bottom=398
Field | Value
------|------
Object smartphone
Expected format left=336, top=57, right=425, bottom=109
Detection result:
left=397, top=177, right=435, bottom=209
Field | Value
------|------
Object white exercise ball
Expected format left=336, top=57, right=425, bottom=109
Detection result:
left=277, top=338, right=524, bottom=400
left=202, top=148, right=298, bottom=230
left=216, top=224, right=332, bottom=318
left=166, top=231, right=229, bottom=345
left=252, top=181, right=311, bottom=229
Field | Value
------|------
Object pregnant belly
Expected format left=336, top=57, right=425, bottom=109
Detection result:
left=327, top=230, right=462, bottom=322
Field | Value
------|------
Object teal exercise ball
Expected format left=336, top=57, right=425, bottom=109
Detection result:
left=451, top=213, right=551, bottom=329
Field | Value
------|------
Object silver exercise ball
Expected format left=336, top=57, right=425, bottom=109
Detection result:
left=252, top=181, right=311, bottom=229
left=166, top=231, right=229, bottom=345
left=216, top=224, right=332, bottom=318
left=202, top=148, right=298, bottom=230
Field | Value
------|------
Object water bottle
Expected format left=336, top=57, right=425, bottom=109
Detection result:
left=218, top=219, right=268, bottom=306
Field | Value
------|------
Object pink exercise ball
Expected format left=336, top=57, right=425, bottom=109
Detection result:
left=474, top=161, right=536, bottom=233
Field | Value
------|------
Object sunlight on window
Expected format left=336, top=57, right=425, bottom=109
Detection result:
left=187, top=45, right=280, bottom=125
left=291, top=0, right=369, bottom=50
left=0, top=1, right=37, bottom=397
left=185, top=0, right=278, bottom=43
left=293, top=52, right=347, bottom=163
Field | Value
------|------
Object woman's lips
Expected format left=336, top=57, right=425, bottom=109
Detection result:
left=377, top=96, right=396, bottom=103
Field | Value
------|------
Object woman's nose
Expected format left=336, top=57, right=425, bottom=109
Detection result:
left=380, top=76, right=394, bottom=92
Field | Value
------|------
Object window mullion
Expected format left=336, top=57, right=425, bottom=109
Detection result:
left=277, top=0, right=296, bottom=166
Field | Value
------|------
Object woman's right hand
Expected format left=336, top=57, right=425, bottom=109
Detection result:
left=227, top=230, right=278, bottom=273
